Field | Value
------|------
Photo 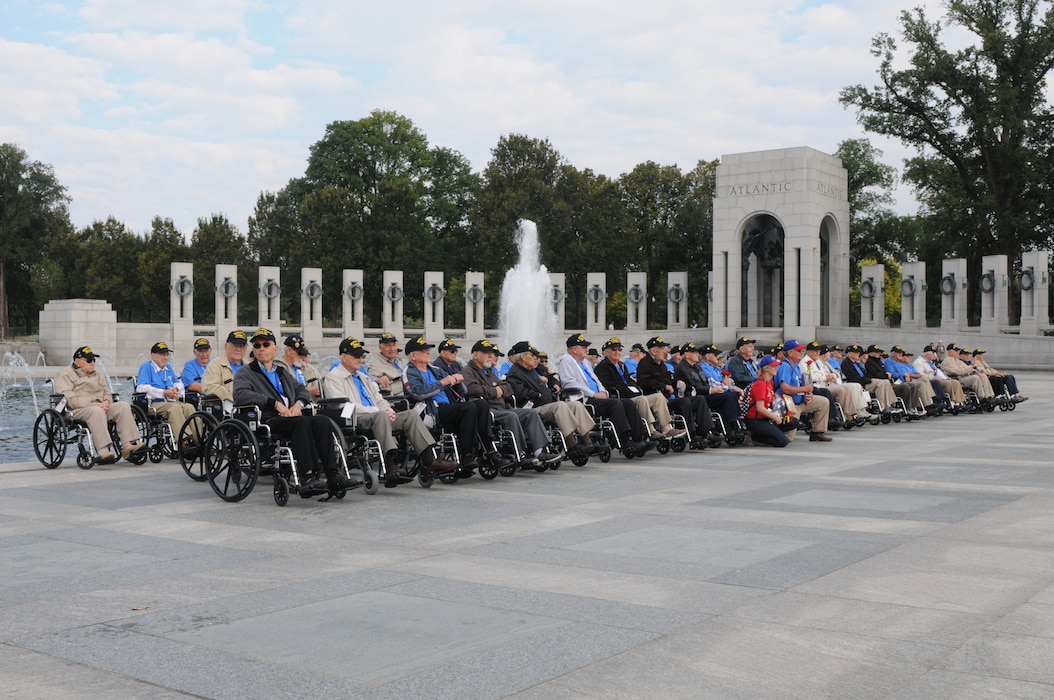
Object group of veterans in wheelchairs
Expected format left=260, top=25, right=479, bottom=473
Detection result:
left=33, top=327, right=1028, bottom=504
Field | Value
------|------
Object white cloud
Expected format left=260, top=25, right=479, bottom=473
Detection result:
left=1, top=0, right=956, bottom=230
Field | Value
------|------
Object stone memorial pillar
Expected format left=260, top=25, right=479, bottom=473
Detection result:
left=170, top=262, right=194, bottom=352
left=214, top=264, right=238, bottom=342
left=342, top=269, right=365, bottom=340
left=258, top=266, right=282, bottom=330
left=423, top=271, right=445, bottom=342
left=667, top=271, right=688, bottom=330
left=300, top=268, right=323, bottom=351
left=1019, top=250, right=1050, bottom=336
left=899, top=261, right=926, bottom=329
left=939, top=259, right=967, bottom=330
left=626, top=272, right=647, bottom=332
left=548, top=273, right=566, bottom=351
left=859, top=263, right=884, bottom=327
left=381, top=271, right=404, bottom=338
left=979, top=254, right=1009, bottom=331
left=465, top=271, right=485, bottom=342
left=585, top=272, right=607, bottom=336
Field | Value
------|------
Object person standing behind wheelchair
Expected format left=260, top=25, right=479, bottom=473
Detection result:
left=136, top=341, right=196, bottom=452
left=54, top=346, right=147, bottom=462
left=233, top=328, right=355, bottom=493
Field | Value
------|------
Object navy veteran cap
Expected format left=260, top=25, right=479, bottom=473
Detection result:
left=226, top=330, right=248, bottom=345
left=339, top=336, right=367, bottom=357
left=250, top=328, right=276, bottom=343
left=566, top=333, right=591, bottom=348
left=73, top=346, right=96, bottom=361
left=471, top=339, right=500, bottom=354
left=150, top=341, right=172, bottom=354
left=646, top=336, right=670, bottom=348
left=404, top=336, right=434, bottom=354
left=602, top=337, right=624, bottom=350
left=193, top=338, right=211, bottom=350
left=735, top=336, right=756, bottom=348
left=509, top=340, right=540, bottom=356
left=379, top=332, right=398, bottom=344
left=438, top=339, right=461, bottom=352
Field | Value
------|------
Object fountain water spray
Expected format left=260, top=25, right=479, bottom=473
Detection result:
left=498, top=220, right=559, bottom=354
left=0, top=352, right=40, bottom=414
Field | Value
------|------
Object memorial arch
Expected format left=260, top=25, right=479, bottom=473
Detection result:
left=710, top=147, right=850, bottom=345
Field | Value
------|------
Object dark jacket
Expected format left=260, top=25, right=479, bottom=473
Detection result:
left=404, top=362, right=466, bottom=418
left=635, top=354, right=673, bottom=397
left=727, top=354, right=758, bottom=389
left=865, top=356, right=891, bottom=381
left=233, top=360, right=311, bottom=419
left=674, top=360, right=708, bottom=397
left=593, top=358, right=643, bottom=398
left=840, top=358, right=870, bottom=387
left=506, top=363, right=556, bottom=406
left=461, top=360, right=512, bottom=410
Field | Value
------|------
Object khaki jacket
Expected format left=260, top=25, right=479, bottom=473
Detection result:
left=202, top=357, right=242, bottom=402
left=53, top=365, right=110, bottom=409
left=368, top=355, right=405, bottom=395
left=940, top=356, right=975, bottom=379
left=323, top=364, right=390, bottom=413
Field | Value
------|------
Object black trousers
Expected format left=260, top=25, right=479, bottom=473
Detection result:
left=266, top=415, right=338, bottom=479
left=669, top=395, right=712, bottom=436
left=705, top=391, right=740, bottom=431
left=438, top=398, right=492, bottom=457
left=587, top=397, right=648, bottom=441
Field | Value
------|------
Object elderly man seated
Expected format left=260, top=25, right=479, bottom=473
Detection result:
left=234, top=328, right=356, bottom=493
left=53, top=346, right=146, bottom=462
left=913, top=343, right=966, bottom=408
left=676, top=343, right=744, bottom=444
left=884, top=345, right=936, bottom=414
left=461, top=339, right=563, bottom=468
left=505, top=340, right=600, bottom=459
left=941, top=343, right=995, bottom=401
left=800, top=341, right=868, bottom=426
left=202, top=330, right=248, bottom=404
left=280, top=334, right=321, bottom=397
left=369, top=332, right=406, bottom=396
left=972, top=348, right=1026, bottom=402
left=593, top=337, right=685, bottom=440
left=403, top=336, right=513, bottom=472
left=840, top=343, right=897, bottom=413
left=324, top=336, right=457, bottom=485
left=727, top=337, right=760, bottom=389
left=136, top=341, right=196, bottom=451
left=558, top=334, right=653, bottom=455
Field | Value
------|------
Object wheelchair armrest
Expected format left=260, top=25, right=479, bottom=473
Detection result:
left=316, top=398, right=348, bottom=408
left=389, top=397, right=410, bottom=412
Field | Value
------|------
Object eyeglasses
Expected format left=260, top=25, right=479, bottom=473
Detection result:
left=252, top=341, right=273, bottom=349
left=83, top=358, right=95, bottom=363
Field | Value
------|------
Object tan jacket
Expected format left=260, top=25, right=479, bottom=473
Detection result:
left=940, top=356, right=976, bottom=379
left=53, top=365, right=110, bottom=409
left=368, top=355, right=405, bottom=395
left=202, top=357, right=243, bottom=402
left=323, top=364, right=390, bottom=413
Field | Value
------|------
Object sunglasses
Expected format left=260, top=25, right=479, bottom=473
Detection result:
left=82, top=358, right=96, bottom=363
left=252, top=341, right=273, bottom=349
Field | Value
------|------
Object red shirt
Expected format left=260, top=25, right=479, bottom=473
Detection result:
left=746, top=379, right=774, bottom=420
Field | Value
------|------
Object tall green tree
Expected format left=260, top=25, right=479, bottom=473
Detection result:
left=189, top=214, right=248, bottom=324
left=141, top=217, right=190, bottom=323
left=840, top=0, right=1054, bottom=290
left=0, top=143, right=70, bottom=335
left=78, top=217, right=146, bottom=321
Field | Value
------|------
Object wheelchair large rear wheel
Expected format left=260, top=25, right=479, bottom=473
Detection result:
left=179, top=411, right=219, bottom=482
left=33, top=409, right=68, bottom=469
left=205, top=420, right=260, bottom=502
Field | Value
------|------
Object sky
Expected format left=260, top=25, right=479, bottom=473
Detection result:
left=0, top=0, right=945, bottom=236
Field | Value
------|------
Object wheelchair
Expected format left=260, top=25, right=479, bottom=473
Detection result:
left=33, top=393, right=149, bottom=470
left=314, top=397, right=434, bottom=489
left=130, top=394, right=182, bottom=463
left=559, top=394, right=620, bottom=463
left=709, top=411, right=749, bottom=446
left=177, top=396, right=229, bottom=482
left=202, top=404, right=378, bottom=505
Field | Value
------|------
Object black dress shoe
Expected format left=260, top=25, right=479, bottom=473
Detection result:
left=808, top=432, right=833, bottom=442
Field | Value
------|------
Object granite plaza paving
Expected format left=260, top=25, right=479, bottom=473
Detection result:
left=2, top=373, right=1053, bottom=699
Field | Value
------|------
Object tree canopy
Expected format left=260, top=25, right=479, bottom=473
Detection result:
left=840, top=0, right=1054, bottom=271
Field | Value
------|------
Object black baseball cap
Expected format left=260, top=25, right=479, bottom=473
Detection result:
left=404, top=336, right=434, bottom=354
left=150, top=341, right=172, bottom=354
left=193, top=338, right=211, bottom=350
left=566, top=333, right=591, bottom=348
left=509, top=340, right=540, bottom=356
left=250, top=328, right=276, bottom=343
left=438, top=339, right=461, bottom=352
left=73, top=346, right=96, bottom=361
left=226, top=330, right=248, bottom=345
left=646, top=336, right=670, bottom=348
left=339, top=336, right=367, bottom=357
left=735, top=336, right=756, bottom=348
left=602, top=337, right=623, bottom=350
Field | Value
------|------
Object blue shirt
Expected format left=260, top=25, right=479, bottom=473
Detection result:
left=827, top=357, right=842, bottom=372
left=775, top=358, right=806, bottom=404
left=701, top=362, right=725, bottom=387
left=884, top=358, right=913, bottom=382
left=137, top=362, right=182, bottom=403
left=263, top=365, right=285, bottom=396
left=580, top=361, right=600, bottom=393
left=424, top=368, right=450, bottom=405
left=181, top=358, right=209, bottom=388
left=353, top=373, right=374, bottom=407
left=624, top=357, right=639, bottom=378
